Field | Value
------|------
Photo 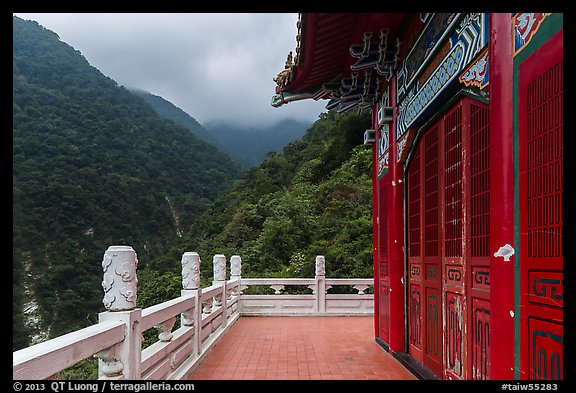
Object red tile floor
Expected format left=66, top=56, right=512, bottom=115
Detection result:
left=188, top=316, right=417, bottom=380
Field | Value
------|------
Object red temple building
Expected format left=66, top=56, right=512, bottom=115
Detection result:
left=272, top=13, right=563, bottom=380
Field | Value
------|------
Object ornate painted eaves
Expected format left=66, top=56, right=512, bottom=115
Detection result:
left=459, top=46, right=489, bottom=89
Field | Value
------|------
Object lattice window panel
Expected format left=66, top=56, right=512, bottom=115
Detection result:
left=526, top=61, right=563, bottom=259
left=424, top=126, right=440, bottom=257
left=379, top=182, right=389, bottom=257
left=444, top=106, right=463, bottom=257
left=470, top=104, right=490, bottom=257
left=408, top=145, right=422, bottom=257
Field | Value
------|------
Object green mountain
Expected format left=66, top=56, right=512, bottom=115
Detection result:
left=146, top=110, right=374, bottom=285
left=129, top=89, right=310, bottom=169
left=12, top=16, right=242, bottom=350
left=204, top=119, right=311, bottom=168
left=129, top=89, right=220, bottom=147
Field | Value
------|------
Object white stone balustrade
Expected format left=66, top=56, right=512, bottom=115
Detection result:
left=13, top=250, right=372, bottom=380
left=240, top=277, right=374, bottom=316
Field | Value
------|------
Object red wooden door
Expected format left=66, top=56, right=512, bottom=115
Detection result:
left=407, top=120, right=444, bottom=378
left=467, top=101, right=491, bottom=380
left=407, top=97, right=490, bottom=379
left=422, top=123, right=443, bottom=377
left=407, top=143, right=423, bottom=363
left=442, top=99, right=491, bottom=380
left=443, top=103, right=466, bottom=379
left=519, top=30, right=563, bottom=380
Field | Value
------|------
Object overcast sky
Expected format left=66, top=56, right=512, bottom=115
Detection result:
left=14, top=13, right=327, bottom=128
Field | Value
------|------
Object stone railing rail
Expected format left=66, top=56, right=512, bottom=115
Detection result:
left=13, top=248, right=373, bottom=380
left=240, top=256, right=373, bottom=315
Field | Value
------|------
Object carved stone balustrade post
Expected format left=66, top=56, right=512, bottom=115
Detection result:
left=230, top=255, right=242, bottom=278
left=182, top=252, right=200, bottom=291
left=97, top=246, right=141, bottom=380
left=213, top=254, right=226, bottom=281
left=315, top=255, right=326, bottom=277
left=101, top=245, right=138, bottom=311
left=213, top=254, right=227, bottom=328
left=230, top=255, right=242, bottom=297
left=315, top=255, right=326, bottom=313
left=181, top=252, right=202, bottom=358
left=212, top=254, right=226, bottom=307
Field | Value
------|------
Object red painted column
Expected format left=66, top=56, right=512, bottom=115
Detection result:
left=371, top=104, right=380, bottom=339
left=387, top=75, right=405, bottom=353
left=488, top=13, right=515, bottom=380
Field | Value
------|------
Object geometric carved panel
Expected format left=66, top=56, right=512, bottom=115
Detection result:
left=410, top=263, right=422, bottom=279
left=472, top=298, right=491, bottom=380
left=529, top=318, right=563, bottom=380
left=410, top=284, right=422, bottom=349
left=528, top=270, right=563, bottom=309
left=445, top=265, right=464, bottom=286
left=472, top=267, right=490, bottom=291
left=445, top=292, right=464, bottom=378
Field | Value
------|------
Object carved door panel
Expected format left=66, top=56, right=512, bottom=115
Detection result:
left=467, top=101, right=491, bottom=380
left=442, top=99, right=491, bottom=380
left=421, top=123, right=443, bottom=377
left=407, top=97, right=491, bottom=380
left=407, top=122, right=443, bottom=377
left=407, top=143, right=423, bottom=362
left=519, top=30, right=563, bottom=380
left=442, top=103, right=466, bottom=380
left=378, top=180, right=390, bottom=344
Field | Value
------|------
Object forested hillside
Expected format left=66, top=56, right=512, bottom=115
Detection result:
left=144, top=110, right=374, bottom=288
left=12, top=16, right=242, bottom=350
left=131, top=89, right=310, bottom=169
left=202, top=119, right=310, bottom=168
left=129, top=89, right=220, bottom=147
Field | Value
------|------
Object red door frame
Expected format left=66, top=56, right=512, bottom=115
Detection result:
left=488, top=13, right=516, bottom=380
left=372, top=103, right=380, bottom=340
left=518, top=29, right=563, bottom=380
left=387, top=75, right=406, bottom=353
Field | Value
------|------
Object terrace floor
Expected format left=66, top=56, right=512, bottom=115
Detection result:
left=188, top=316, right=417, bottom=380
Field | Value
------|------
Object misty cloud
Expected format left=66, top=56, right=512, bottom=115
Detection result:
left=14, top=13, right=327, bottom=128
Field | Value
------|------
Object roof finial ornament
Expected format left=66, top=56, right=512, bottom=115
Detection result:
left=285, top=51, right=293, bottom=68
left=273, top=51, right=294, bottom=87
